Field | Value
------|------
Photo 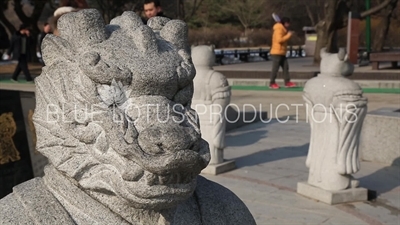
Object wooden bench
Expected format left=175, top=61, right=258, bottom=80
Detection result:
left=369, top=51, right=400, bottom=70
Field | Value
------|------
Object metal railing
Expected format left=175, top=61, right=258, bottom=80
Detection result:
left=214, top=46, right=400, bottom=65
left=214, top=46, right=306, bottom=65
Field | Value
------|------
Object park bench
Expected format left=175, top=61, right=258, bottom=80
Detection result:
left=369, top=51, right=400, bottom=70
left=214, top=46, right=305, bottom=65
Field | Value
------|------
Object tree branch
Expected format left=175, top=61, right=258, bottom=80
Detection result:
left=316, top=0, right=322, bottom=21
left=31, top=0, right=47, bottom=30
left=49, top=0, right=57, bottom=10
left=303, top=0, right=316, bottom=26
left=0, top=8, right=16, bottom=34
left=13, top=0, right=30, bottom=24
left=188, top=0, right=204, bottom=20
left=360, top=0, right=392, bottom=18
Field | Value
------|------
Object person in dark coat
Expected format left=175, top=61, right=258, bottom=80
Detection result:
left=0, top=23, right=10, bottom=53
left=142, top=0, right=170, bottom=24
left=7, top=24, right=34, bottom=82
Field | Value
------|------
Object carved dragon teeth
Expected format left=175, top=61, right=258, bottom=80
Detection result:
left=158, top=174, right=170, bottom=185
left=144, top=171, right=159, bottom=186
left=143, top=171, right=195, bottom=186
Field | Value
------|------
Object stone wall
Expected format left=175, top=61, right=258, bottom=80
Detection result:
left=360, top=108, right=400, bottom=166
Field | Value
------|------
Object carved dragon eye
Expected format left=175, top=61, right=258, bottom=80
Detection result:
left=82, top=51, right=101, bottom=66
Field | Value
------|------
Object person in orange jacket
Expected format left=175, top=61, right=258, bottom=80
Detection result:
left=269, top=17, right=296, bottom=89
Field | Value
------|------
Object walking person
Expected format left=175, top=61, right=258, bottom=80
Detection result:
left=7, top=24, right=34, bottom=83
left=0, top=23, right=10, bottom=59
left=269, top=17, right=296, bottom=89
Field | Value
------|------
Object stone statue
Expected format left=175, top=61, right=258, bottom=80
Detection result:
left=297, top=48, right=368, bottom=204
left=0, top=9, right=256, bottom=225
left=0, top=112, right=20, bottom=165
left=191, top=45, right=234, bottom=174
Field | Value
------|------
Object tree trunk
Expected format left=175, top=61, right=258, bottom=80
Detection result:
left=313, top=0, right=349, bottom=64
left=360, top=0, right=393, bottom=18
left=314, top=22, right=327, bottom=64
left=372, top=0, right=398, bottom=52
left=0, top=11, right=16, bottom=36
left=29, top=0, right=47, bottom=62
left=13, top=0, right=30, bottom=24
left=244, top=26, right=248, bottom=38
left=178, top=0, right=185, bottom=20
left=312, top=0, right=393, bottom=64
left=304, top=1, right=316, bottom=26
left=313, top=0, right=338, bottom=64
left=0, top=1, right=17, bottom=36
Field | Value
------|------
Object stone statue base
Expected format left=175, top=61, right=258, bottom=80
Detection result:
left=297, top=182, right=368, bottom=205
left=201, top=160, right=236, bottom=175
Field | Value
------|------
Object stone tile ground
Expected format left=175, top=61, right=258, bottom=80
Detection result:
left=203, top=120, right=400, bottom=225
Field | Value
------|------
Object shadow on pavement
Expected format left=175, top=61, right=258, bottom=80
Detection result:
left=232, top=143, right=309, bottom=168
left=358, top=157, right=400, bottom=196
left=226, top=129, right=269, bottom=147
left=225, top=119, right=282, bottom=147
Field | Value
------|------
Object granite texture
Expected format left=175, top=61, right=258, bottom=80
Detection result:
left=20, top=92, right=48, bottom=177
left=297, top=182, right=368, bottom=205
left=201, top=160, right=236, bottom=175
left=301, top=48, right=368, bottom=192
left=0, top=9, right=255, bottom=225
left=360, top=108, right=400, bottom=166
left=191, top=45, right=231, bottom=165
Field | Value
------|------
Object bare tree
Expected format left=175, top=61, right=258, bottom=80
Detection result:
left=313, top=0, right=395, bottom=64
left=0, top=1, right=16, bottom=35
left=221, top=0, right=267, bottom=37
left=302, top=0, right=325, bottom=26
left=313, top=0, right=349, bottom=64
left=90, top=0, right=140, bottom=24
left=13, top=0, right=47, bottom=33
left=372, top=0, right=398, bottom=51
left=179, top=0, right=204, bottom=21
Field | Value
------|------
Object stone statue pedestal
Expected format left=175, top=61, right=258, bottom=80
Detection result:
left=201, top=160, right=236, bottom=175
left=297, top=48, right=368, bottom=205
left=191, top=45, right=235, bottom=175
left=297, top=182, right=368, bottom=205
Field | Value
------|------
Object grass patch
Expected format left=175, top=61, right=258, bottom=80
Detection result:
left=231, top=86, right=400, bottom=94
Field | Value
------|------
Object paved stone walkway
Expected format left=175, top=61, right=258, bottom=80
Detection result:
left=200, top=90, right=399, bottom=224
left=1, top=59, right=399, bottom=225
left=229, top=90, right=400, bottom=121
left=202, top=120, right=400, bottom=225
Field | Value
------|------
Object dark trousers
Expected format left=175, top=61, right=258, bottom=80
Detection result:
left=12, top=54, right=33, bottom=81
left=270, top=55, right=290, bottom=84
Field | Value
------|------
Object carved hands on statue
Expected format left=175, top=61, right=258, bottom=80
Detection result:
left=174, top=50, right=196, bottom=106
left=332, top=93, right=367, bottom=175
left=79, top=52, right=132, bottom=86
left=211, top=98, right=229, bottom=149
left=302, top=95, right=314, bottom=169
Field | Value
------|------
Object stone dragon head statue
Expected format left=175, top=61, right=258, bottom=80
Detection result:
left=33, top=9, right=210, bottom=210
